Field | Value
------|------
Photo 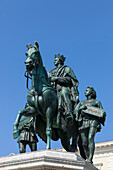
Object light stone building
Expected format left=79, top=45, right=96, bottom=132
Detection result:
left=0, top=140, right=113, bottom=170
left=93, top=140, right=113, bottom=170
left=53, top=140, right=113, bottom=170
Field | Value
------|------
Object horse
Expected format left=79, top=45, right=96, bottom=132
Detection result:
left=13, top=41, right=77, bottom=151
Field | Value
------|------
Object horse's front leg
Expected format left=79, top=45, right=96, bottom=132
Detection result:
left=13, top=108, right=28, bottom=139
left=46, top=107, right=53, bottom=149
left=13, top=106, right=36, bottom=139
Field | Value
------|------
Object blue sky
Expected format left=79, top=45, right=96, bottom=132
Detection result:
left=0, top=0, right=113, bottom=157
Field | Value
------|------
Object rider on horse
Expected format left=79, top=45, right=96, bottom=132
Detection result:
left=48, top=54, right=79, bottom=126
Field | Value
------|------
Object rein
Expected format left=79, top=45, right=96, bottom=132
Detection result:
left=24, top=70, right=53, bottom=89
left=24, top=71, right=31, bottom=89
left=24, top=53, right=53, bottom=89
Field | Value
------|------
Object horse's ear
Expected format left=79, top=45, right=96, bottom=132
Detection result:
left=35, top=41, right=39, bottom=49
left=26, top=43, right=31, bottom=49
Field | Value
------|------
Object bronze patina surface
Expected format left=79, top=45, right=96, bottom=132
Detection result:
left=13, top=42, right=79, bottom=153
left=75, top=87, right=106, bottom=163
left=13, top=42, right=106, bottom=165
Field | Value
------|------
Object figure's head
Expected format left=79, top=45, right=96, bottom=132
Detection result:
left=25, top=41, right=40, bottom=71
left=85, top=87, right=96, bottom=99
left=54, top=54, right=66, bottom=66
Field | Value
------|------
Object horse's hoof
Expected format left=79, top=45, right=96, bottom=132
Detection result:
left=69, top=146, right=78, bottom=152
left=86, top=159, right=93, bottom=164
left=13, top=123, right=18, bottom=131
left=46, top=146, right=50, bottom=150
left=13, top=130, right=19, bottom=139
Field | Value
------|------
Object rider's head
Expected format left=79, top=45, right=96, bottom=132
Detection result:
left=54, top=54, right=66, bottom=66
left=85, top=87, right=96, bottom=99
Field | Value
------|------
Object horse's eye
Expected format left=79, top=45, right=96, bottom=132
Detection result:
left=31, top=52, right=36, bottom=57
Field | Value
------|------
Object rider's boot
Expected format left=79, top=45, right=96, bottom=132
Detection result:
left=65, top=103, right=74, bottom=126
left=57, top=107, right=64, bottom=128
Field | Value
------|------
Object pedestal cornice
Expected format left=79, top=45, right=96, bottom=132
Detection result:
left=0, top=150, right=98, bottom=170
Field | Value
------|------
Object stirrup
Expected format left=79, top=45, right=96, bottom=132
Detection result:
left=65, top=112, right=73, bottom=126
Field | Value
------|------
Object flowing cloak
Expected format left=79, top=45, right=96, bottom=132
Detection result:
left=48, top=65, right=79, bottom=103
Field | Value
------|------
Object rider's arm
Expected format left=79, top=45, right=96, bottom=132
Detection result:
left=50, top=76, right=71, bottom=86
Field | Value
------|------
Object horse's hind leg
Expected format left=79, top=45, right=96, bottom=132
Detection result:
left=46, top=107, right=53, bottom=149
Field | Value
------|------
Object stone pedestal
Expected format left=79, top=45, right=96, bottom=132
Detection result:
left=0, top=150, right=98, bottom=170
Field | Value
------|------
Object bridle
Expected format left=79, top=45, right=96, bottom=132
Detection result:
left=24, top=70, right=53, bottom=90
left=24, top=55, right=52, bottom=89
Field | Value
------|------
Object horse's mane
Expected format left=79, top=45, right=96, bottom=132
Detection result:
left=39, top=53, right=50, bottom=84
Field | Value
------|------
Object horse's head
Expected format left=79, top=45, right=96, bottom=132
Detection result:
left=25, top=41, right=40, bottom=72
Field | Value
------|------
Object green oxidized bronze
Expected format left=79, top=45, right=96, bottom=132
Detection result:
left=17, top=115, right=38, bottom=153
left=13, top=42, right=79, bottom=152
left=75, top=87, right=106, bottom=164
left=48, top=54, right=79, bottom=126
left=13, top=41, right=106, bottom=165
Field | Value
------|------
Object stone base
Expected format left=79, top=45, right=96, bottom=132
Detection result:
left=0, top=150, right=98, bottom=170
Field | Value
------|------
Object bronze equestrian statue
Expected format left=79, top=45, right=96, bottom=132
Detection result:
left=13, top=42, right=79, bottom=152
left=13, top=42, right=106, bottom=165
